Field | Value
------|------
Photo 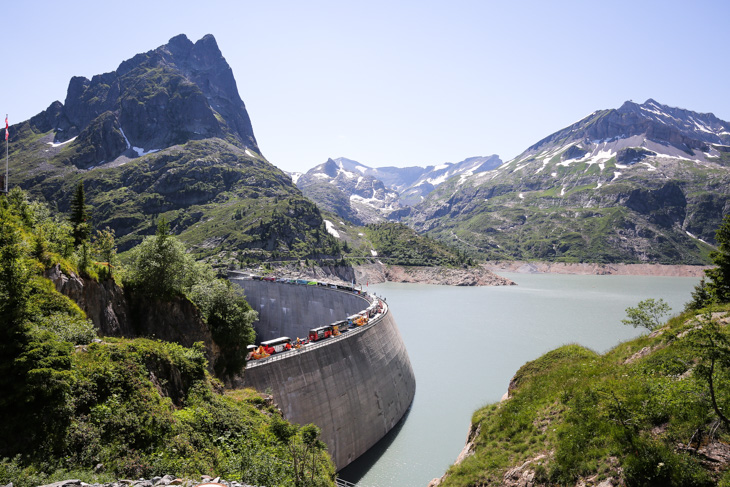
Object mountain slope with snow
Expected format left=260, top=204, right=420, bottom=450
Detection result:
left=295, top=155, right=502, bottom=224
left=407, top=99, right=730, bottom=264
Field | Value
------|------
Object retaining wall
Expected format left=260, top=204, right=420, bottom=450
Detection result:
left=230, top=277, right=416, bottom=471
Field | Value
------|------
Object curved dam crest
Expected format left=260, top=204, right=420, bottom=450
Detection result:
left=231, top=276, right=416, bottom=471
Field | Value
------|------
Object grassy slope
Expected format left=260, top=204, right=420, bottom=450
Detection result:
left=0, top=193, right=335, bottom=487
left=364, top=222, right=472, bottom=267
left=8, top=122, right=337, bottom=263
left=441, top=306, right=730, bottom=487
left=413, top=148, right=724, bottom=265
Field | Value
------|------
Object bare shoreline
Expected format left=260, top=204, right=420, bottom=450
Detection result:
left=483, top=261, right=711, bottom=278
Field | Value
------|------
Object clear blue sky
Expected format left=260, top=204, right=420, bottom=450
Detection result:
left=2, top=0, right=729, bottom=173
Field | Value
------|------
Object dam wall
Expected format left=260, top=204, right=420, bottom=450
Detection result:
left=230, top=276, right=416, bottom=471
left=232, top=278, right=367, bottom=341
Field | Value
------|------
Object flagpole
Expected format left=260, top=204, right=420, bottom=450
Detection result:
left=5, top=114, right=8, bottom=193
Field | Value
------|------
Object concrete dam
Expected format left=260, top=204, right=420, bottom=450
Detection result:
left=231, top=276, right=416, bottom=471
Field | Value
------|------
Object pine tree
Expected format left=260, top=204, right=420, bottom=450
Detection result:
left=69, top=182, right=90, bottom=247
left=705, top=213, right=730, bottom=303
left=688, top=214, right=730, bottom=309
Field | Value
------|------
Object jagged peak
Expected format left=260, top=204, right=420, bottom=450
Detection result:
left=167, top=33, right=194, bottom=52
left=194, top=34, right=222, bottom=57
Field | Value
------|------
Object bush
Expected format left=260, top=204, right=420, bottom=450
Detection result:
left=189, top=279, right=257, bottom=377
left=34, top=313, right=97, bottom=345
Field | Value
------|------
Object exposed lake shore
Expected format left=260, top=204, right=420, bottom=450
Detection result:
left=484, top=261, right=710, bottom=277
left=234, top=260, right=708, bottom=289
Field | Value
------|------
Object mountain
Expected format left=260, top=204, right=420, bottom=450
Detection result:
left=5, top=34, right=337, bottom=262
left=366, top=155, right=502, bottom=205
left=407, top=99, right=730, bottom=264
left=296, top=158, right=402, bottom=225
left=295, top=155, right=502, bottom=224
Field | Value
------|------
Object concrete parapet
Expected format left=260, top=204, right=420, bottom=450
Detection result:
left=230, top=278, right=416, bottom=471
left=232, top=279, right=368, bottom=341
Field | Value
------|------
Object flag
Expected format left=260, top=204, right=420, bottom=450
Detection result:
left=4, top=115, right=7, bottom=141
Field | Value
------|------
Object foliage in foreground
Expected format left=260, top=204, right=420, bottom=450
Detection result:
left=440, top=306, right=730, bottom=487
left=124, top=217, right=258, bottom=377
left=0, top=191, right=335, bottom=486
left=688, top=213, right=730, bottom=310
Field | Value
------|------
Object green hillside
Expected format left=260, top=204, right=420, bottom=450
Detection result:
left=440, top=305, right=730, bottom=486
left=0, top=190, right=335, bottom=486
left=364, top=222, right=473, bottom=267
left=438, top=216, right=730, bottom=486
left=9, top=127, right=338, bottom=263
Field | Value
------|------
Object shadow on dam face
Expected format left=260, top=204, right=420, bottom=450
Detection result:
left=230, top=277, right=416, bottom=472
left=338, top=406, right=412, bottom=483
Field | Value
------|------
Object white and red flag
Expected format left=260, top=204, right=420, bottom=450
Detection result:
left=4, top=115, right=7, bottom=141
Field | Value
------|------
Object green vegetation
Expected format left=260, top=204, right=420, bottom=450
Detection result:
left=10, top=128, right=340, bottom=266
left=688, top=213, right=730, bottom=310
left=441, top=306, right=730, bottom=486
left=0, top=190, right=335, bottom=486
left=365, top=222, right=473, bottom=267
left=439, top=216, right=730, bottom=486
left=622, top=298, right=672, bottom=331
left=69, top=182, right=90, bottom=247
left=124, top=216, right=258, bottom=377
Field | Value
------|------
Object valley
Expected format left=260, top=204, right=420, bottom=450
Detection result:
left=2, top=27, right=730, bottom=487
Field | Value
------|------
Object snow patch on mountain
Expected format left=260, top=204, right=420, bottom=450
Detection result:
left=47, top=136, right=77, bottom=148
left=324, top=220, right=340, bottom=238
left=559, top=148, right=616, bottom=168
left=133, top=146, right=159, bottom=157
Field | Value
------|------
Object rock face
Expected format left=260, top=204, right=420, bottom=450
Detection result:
left=45, top=264, right=133, bottom=337
left=354, top=262, right=515, bottom=286
left=11, top=34, right=335, bottom=261
left=236, top=262, right=515, bottom=287
left=33, top=34, right=257, bottom=169
left=297, top=158, right=402, bottom=224
left=45, top=265, right=221, bottom=374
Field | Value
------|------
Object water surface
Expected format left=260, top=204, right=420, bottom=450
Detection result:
left=339, top=272, right=700, bottom=486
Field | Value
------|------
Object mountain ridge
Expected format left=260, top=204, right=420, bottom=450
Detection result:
left=6, top=34, right=337, bottom=263
left=405, top=99, right=730, bottom=264
left=295, top=154, right=502, bottom=224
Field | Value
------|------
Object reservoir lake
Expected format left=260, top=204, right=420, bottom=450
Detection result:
left=338, top=272, right=701, bottom=486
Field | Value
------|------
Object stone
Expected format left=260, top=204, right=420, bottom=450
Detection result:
left=155, top=475, right=176, bottom=486
left=37, top=481, right=82, bottom=487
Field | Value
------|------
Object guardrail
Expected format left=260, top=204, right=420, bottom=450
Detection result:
left=240, top=282, right=388, bottom=369
left=335, top=478, right=362, bottom=487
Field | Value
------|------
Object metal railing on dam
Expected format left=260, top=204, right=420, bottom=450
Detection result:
left=229, top=274, right=416, bottom=472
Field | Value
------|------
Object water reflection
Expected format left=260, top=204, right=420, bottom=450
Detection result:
left=338, top=407, right=413, bottom=484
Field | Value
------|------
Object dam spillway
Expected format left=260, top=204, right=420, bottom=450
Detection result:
left=230, top=276, right=416, bottom=471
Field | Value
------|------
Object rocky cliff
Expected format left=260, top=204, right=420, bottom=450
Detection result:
left=45, top=265, right=222, bottom=373
left=8, top=34, right=337, bottom=262
left=34, top=33, right=257, bottom=168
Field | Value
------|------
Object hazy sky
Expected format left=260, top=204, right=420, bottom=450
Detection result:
left=3, top=0, right=728, bottom=173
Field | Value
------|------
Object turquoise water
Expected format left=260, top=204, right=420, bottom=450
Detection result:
left=339, top=272, right=701, bottom=486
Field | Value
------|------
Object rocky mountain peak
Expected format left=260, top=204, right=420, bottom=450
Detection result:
left=319, top=158, right=341, bottom=178
left=32, top=34, right=257, bottom=170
